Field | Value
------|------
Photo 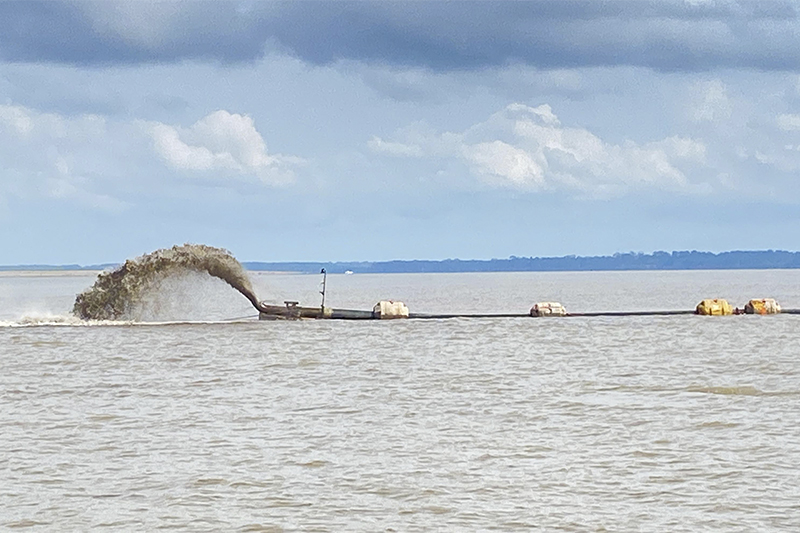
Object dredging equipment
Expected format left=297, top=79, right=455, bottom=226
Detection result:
left=257, top=300, right=409, bottom=320
left=255, top=271, right=797, bottom=320
left=256, top=298, right=798, bottom=320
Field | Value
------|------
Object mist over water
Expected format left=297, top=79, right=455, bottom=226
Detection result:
left=72, top=244, right=262, bottom=320
left=127, top=271, right=264, bottom=322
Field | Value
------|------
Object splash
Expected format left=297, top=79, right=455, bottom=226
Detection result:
left=73, top=244, right=263, bottom=320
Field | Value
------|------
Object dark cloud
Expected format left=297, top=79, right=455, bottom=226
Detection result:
left=1, top=1, right=800, bottom=71
left=0, top=1, right=265, bottom=64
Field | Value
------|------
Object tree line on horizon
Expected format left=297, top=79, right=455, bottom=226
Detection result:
left=4, top=249, right=800, bottom=273
left=243, top=250, right=800, bottom=274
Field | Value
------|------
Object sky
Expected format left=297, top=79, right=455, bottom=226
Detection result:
left=2, top=0, right=800, bottom=264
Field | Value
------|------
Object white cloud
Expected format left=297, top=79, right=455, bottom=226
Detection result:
left=652, top=136, right=707, bottom=161
left=149, top=110, right=301, bottom=185
left=510, top=102, right=560, bottom=127
left=369, top=103, right=707, bottom=197
left=0, top=102, right=306, bottom=217
left=151, top=123, right=232, bottom=171
left=689, top=79, right=732, bottom=123
left=367, top=136, right=425, bottom=157
left=463, top=141, right=546, bottom=188
left=0, top=103, right=127, bottom=212
left=45, top=175, right=129, bottom=213
left=777, top=113, right=800, bottom=131
left=0, top=104, right=34, bottom=135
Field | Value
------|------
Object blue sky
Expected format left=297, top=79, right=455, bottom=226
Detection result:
left=2, top=0, right=800, bottom=264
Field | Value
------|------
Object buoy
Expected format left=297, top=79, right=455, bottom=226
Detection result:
left=744, top=298, right=781, bottom=315
left=372, top=301, right=409, bottom=319
left=530, top=302, right=567, bottom=317
left=696, top=299, right=733, bottom=316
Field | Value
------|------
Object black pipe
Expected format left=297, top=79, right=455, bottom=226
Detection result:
left=408, top=313, right=528, bottom=319
left=567, top=310, right=696, bottom=317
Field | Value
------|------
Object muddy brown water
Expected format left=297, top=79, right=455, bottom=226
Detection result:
left=3, top=269, right=800, bottom=530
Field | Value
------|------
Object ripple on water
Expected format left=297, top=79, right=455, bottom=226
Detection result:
left=3, top=271, right=800, bottom=530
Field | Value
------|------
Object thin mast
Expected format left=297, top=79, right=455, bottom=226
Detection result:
left=319, top=268, right=327, bottom=311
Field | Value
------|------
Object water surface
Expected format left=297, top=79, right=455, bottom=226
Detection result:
left=2, top=270, right=799, bottom=531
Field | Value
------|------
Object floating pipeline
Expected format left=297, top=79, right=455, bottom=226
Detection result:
left=257, top=299, right=799, bottom=320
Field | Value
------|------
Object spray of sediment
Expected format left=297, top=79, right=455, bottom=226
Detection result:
left=73, top=244, right=263, bottom=320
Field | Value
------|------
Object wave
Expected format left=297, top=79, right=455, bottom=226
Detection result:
left=0, top=312, right=258, bottom=328
left=688, top=385, right=763, bottom=396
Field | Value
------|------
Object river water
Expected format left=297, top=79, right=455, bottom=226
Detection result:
left=2, top=269, right=800, bottom=531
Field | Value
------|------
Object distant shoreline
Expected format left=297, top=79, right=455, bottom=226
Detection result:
left=4, top=250, right=800, bottom=274
left=0, top=270, right=105, bottom=277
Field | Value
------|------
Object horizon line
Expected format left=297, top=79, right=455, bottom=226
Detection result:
left=2, top=249, right=800, bottom=272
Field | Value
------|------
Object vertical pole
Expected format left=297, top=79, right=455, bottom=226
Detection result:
left=320, top=268, right=327, bottom=312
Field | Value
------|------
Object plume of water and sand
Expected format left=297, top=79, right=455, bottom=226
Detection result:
left=73, top=244, right=264, bottom=321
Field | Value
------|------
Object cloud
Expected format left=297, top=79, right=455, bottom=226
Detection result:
left=148, top=110, right=301, bottom=185
left=0, top=103, right=302, bottom=214
left=367, top=136, right=425, bottom=157
left=0, top=102, right=130, bottom=211
left=689, top=79, right=732, bottom=123
left=3, top=1, right=800, bottom=72
left=0, top=104, right=34, bottom=135
left=463, top=141, right=547, bottom=189
left=45, top=171, right=129, bottom=213
left=369, top=103, right=708, bottom=197
left=0, top=1, right=266, bottom=65
left=777, top=113, right=800, bottom=131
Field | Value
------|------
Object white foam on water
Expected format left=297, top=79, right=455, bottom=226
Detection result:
left=0, top=312, right=120, bottom=328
